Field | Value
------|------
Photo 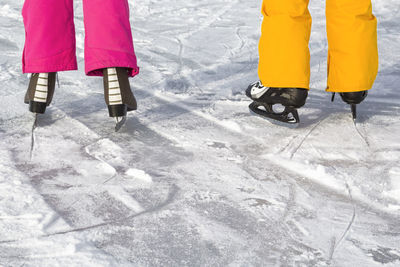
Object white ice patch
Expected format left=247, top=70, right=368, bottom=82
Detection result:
left=219, top=120, right=242, bottom=133
left=0, top=5, right=21, bottom=20
left=85, top=138, right=125, bottom=166
left=383, top=167, right=400, bottom=203
left=125, top=168, right=153, bottom=183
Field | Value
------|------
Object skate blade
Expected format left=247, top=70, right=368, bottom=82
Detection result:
left=351, top=104, right=357, bottom=121
left=33, top=113, right=38, bottom=124
left=114, top=116, right=127, bottom=132
left=249, top=102, right=300, bottom=125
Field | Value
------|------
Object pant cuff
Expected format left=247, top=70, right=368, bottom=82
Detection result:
left=22, top=47, right=77, bottom=74
left=85, top=48, right=139, bottom=77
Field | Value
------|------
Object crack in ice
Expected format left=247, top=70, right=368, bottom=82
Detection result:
left=0, top=185, right=179, bottom=245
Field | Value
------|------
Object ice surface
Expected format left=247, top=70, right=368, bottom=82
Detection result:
left=0, top=0, right=399, bottom=266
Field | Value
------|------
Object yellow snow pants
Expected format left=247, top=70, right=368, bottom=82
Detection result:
left=258, top=0, right=378, bottom=92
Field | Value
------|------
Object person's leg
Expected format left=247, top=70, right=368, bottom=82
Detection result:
left=83, top=0, right=139, bottom=77
left=22, top=0, right=77, bottom=73
left=258, top=0, right=312, bottom=89
left=326, top=0, right=378, bottom=93
left=247, top=0, right=311, bottom=123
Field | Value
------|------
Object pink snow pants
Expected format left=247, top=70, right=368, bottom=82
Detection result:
left=22, top=0, right=139, bottom=77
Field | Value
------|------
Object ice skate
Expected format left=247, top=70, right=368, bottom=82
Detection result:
left=331, top=91, right=368, bottom=120
left=103, top=67, right=137, bottom=132
left=245, top=81, right=308, bottom=124
left=24, top=73, right=56, bottom=114
left=340, top=91, right=368, bottom=120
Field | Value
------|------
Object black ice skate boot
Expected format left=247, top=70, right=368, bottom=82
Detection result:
left=24, top=73, right=56, bottom=114
left=246, top=81, right=308, bottom=124
left=339, top=91, right=368, bottom=120
left=103, top=67, right=137, bottom=131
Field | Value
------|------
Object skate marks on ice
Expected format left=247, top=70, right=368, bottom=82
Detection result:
left=327, top=182, right=357, bottom=263
left=263, top=115, right=400, bottom=264
left=1, top=0, right=400, bottom=265
left=1, top=109, right=181, bottom=246
left=42, top=103, right=317, bottom=264
left=0, top=186, right=178, bottom=245
left=0, top=123, right=132, bottom=265
left=59, top=91, right=337, bottom=264
left=137, top=86, right=400, bottom=264
left=245, top=153, right=400, bottom=265
left=130, top=25, right=400, bottom=248
left=119, top=92, right=396, bottom=264
left=272, top=110, right=400, bottom=211
left=131, top=0, right=262, bottom=100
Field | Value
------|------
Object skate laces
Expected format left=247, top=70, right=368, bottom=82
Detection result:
left=33, top=73, right=49, bottom=103
left=107, top=68, right=123, bottom=106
